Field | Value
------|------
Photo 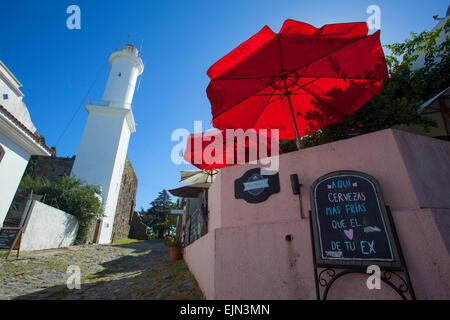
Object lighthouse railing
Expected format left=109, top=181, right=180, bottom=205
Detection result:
left=88, top=99, right=133, bottom=109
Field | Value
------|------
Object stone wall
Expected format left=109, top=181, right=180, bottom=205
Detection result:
left=128, top=211, right=149, bottom=240
left=111, top=156, right=138, bottom=242
left=24, top=154, right=138, bottom=244
left=31, top=155, right=75, bottom=180
left=85, top=218, right=100, bottom=244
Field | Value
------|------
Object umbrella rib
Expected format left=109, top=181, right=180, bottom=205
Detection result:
left=263, top=95, right=283, bottom=106
left=285, top=74, right=378, bottom=90
left=281, top=37, right=378, bottom=92
left=278, top=34, right=285, bottom=72
left=212, top=76, right=278, bottom=81
left=219, top=75, right=315, bottom=121
left=257, top=75, right=377, bottom=97
left=300, top=86, right=345, bottom=117
left=253, top=93, right=310, bottom=96
left=213, top=35, right=368, bottom=82
left=213, top=74, right=381, bottom=81
left=298, top=75, right=382, bottom=81
left=290, top=35, right=368, bottom=79
left=263, top=81, right=318, bottom=104
left=213, top=35, right=371, bottom=122
left=213, top=77, right=282, bottom=119
left=298, top=64, right=309, bottom=78
left=253, top=93, right=282, bottom=96
left=297, top=36, right=367, bottom=74
left=275, top=35, right=370, bottom=87
left=258, top=91, right=299, bottom=108
left=250, top=86, right=279, bottom=128
left=285, top=73, right=304, bottom=92
left=286, top=65, right=310, bottom=92
left=289, top=78, right=320, bottom=94
left=257, top=77, right=284, bottom=92
left=265, top=35, right=370, bottom=89
left=253, top=79, right=319, bottom=112
left=242, top=77, right=322, bottom=128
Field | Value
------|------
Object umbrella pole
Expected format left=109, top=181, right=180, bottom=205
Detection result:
left=283, top=78, right=303, bottom=150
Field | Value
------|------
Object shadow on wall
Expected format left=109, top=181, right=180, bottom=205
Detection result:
left=56, top=216, right=80, bottom=248
left=20, top=201, right=78, bottom=252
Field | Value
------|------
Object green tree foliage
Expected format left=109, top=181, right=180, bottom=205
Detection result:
left=18, top=174, right=103, bottom=244
left=24, top=156, right=38, bottom=177
left=141, top=190, right=176, bottom=239
left=37, top=134, right=45, bottom=145
left=281, top=20, right=449, bottom=152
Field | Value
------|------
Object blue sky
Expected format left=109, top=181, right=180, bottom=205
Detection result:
left=1, top=0, right=448, bottom=210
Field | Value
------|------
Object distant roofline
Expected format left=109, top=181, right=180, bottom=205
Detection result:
left=0, top=60, right=22, bottom=88
left=419, top=87, right=450, bottom=113
left=0, top=104, right=52, bottom=155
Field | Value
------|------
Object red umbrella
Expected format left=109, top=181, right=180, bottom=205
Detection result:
left=183, top=129, right=281, bottom=170
left=207, top=19, right=389, bottom=149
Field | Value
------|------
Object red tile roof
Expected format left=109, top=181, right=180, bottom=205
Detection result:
left=0, top=104, right=53, bottom=154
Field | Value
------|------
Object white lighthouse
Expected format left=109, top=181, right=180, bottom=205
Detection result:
left=71, top=44, right=144, bottom=244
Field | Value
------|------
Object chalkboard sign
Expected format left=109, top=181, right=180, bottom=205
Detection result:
left=310, top=171, right=401, bottom=269
left=0, top=228, right=21, bottom=249
left=0, top=227, right=23, bottom=259
left=235, top=168, right=280, bottom=203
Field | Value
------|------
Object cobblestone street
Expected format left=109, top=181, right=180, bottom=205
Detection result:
left=0, top=240, right=203, bottom=300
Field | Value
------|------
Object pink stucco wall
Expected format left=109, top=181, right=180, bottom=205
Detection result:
left=183, top=232, right=215, bottom=298
left=184, top=129, right=450, bottom=299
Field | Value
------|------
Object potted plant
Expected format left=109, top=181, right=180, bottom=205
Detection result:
left=164, top=235, right=183, bottom=261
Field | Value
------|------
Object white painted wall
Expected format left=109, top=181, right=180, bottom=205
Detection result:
left=0, top=61, right=36, bottom=133
left=20, top=201, right=78, bottom=251
left=0, top=61, right=50, bottom=228
left=102, top=60, right=140, bottom=108
left=102, top=45, right=144, bottom=109
left=98, top=116, right=131, bottom=243
left=0, top=133, right=30, bottom=227
left=71, top=107, right=132, bottom=244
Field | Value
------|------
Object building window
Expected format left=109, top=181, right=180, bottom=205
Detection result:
left=2, top=94, right=8, bottom=100
left=0, top=145, right=5, bottom=162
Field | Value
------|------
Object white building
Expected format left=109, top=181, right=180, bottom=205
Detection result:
left=71, top=45, right=144, bottom=244
left=0, top=61, right=51, bottom=226
left=410, top=6, right=449, bottom=71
